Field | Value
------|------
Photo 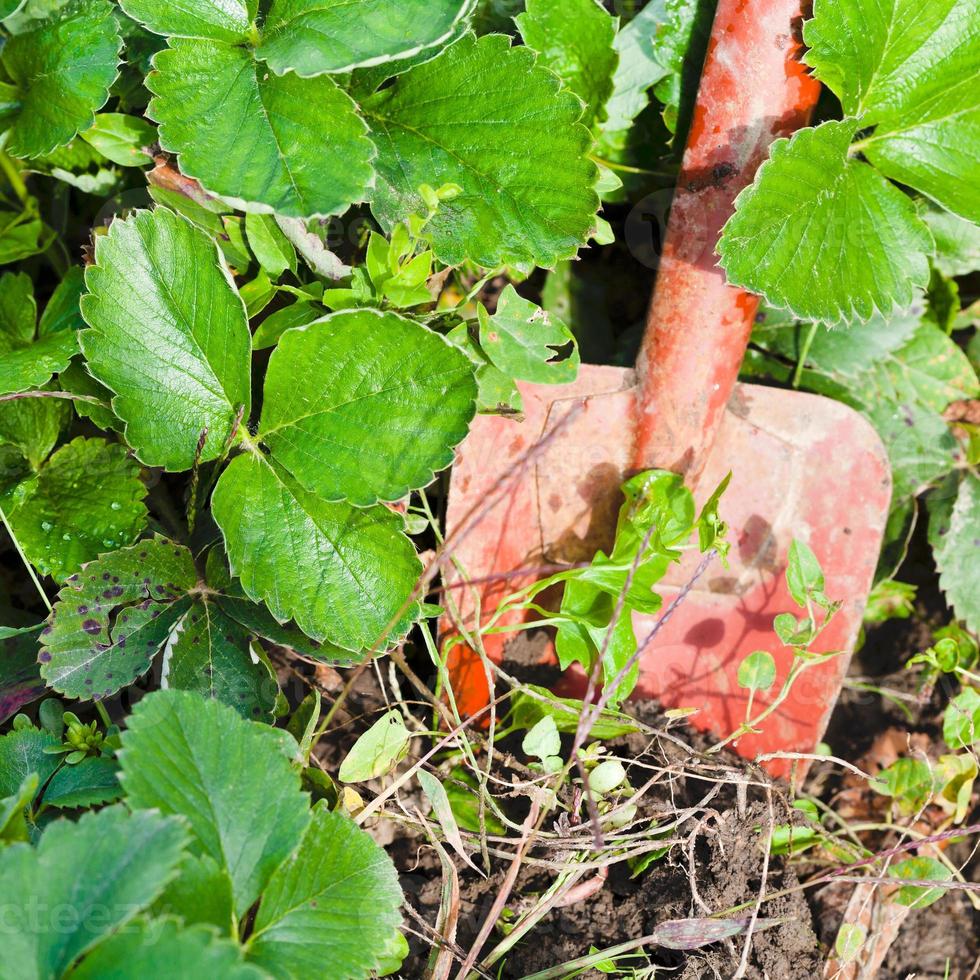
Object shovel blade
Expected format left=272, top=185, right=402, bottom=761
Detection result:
left=443, top=367, right=891, bottom=776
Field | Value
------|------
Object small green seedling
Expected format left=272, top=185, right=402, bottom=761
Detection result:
left=835, top=923, right=867, bottom=964
left=338, top=709, right=412, bottom=783
left=889, top=857, right=951, bottom=910
left=713, top=539, right=842, bottom=752
left=522, top=715, right=563, bottom=774
left=736, top=649, right=777, bottom=722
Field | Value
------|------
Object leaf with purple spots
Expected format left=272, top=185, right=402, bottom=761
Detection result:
left=0, top=624, right=46, bottom=724
left=40, top=536, right=197, bottom=700
left=161, top=600, right=280, bottom=721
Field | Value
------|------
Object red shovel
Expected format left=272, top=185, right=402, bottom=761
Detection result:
left=441, top=0, right=891, bottom=777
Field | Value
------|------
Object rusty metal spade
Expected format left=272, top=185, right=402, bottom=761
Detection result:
left=441, top=0, right=892, bottom=777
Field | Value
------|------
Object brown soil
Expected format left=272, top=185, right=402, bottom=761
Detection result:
left=317, top=520, right=978, bottom=980
left=389, top=632, right=822, bottom=979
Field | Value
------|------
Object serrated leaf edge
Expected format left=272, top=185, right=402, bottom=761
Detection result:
left=259, top=306, right=478, bottom=507
left=717, top=119, right=935, bottom=325
left=258, top=0, right=478, bottom=78
left=144, top=42, right=378, bottom=219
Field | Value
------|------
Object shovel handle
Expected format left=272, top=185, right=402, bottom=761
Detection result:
left=632, top=0, right=820, bottom=480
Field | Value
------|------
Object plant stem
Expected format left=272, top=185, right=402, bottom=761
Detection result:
left=0, top=503, right=52, bottom=613
left=94, top=701, right=112, bottom=728
left=517, top=934, right=657, bottom=980
left=792, top=322, right=817, bottom=388
left=590, top=154, right=677, bottom=178
left=0, top=390, right=107, bottom=407
left=0, top=151, right=29, bottom=205
left=708, top=651, right=840, bottom=754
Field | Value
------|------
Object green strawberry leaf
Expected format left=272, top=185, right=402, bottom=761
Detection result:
left=719, top=120, right=933, bottom=323
left=0, top=271, right=79, bottom=396
left=517, top=0, right=618, bottom=131
left=251, top=300, right=320, bottom=350
left=0, top=726, right=59, bottom=801
left=752, top=307, right=967, bottom=501
left=864, top=399, right=957, bottom=502
left=477, top=285, right=579, bottom=385
left=259, top=309, right=476, bottom=505
left=119, top=689, right=311, bottom=918
left=364, top=33, right=600, bottom=269
left=211, top=451, right=421, bottom=649
left=6, top=436, right=148, bottom=582
left=921, top=202, right=980, bottom=277
left=649, top=0, right=713, bottom=137
left=0, top=385, right=70, bottom=471
left=40, top=536, right=198, bottom=700
left=41, top=755, right=121, bottom=809
left=804, top=0, right=980, bottom=222
left=0, top=204, right=53, bottom=265
left=0, top=271, right=34, bottom=347
left=78, top=111, right=156, bottom=166
left=37, top=267, right=86, bottom=338
left=80, top=208, right=252, bottom=471
left=0, top=332, right=78, bottom=396
left=214, top=593, right=351, bottom=663
left=0, top=806, right=187, bottom=976
left=0, top=0, right=121, bottom=159
left=58, top=360, right=119, bottom=432
left=753, top=306, right=975, bottom=502
left=153, top=853, right=236, bottom=932
left=754, top=303, right=923, bottom=377
left=162, top=598, right=280, bottom=721
left=929, top=473, right=980, bottom=634
left=0, top=386, right=71, bottom=470
left=594, top=2, right=677, bottom=194
left=70, top=918, right=264, bottom=980
left=599, top=1, right=670, bottom=145
left=0, top=625, right=45, bottom=724
left=348, top=10, right=472, bottom=97
left=117, top=0, right=256, bottom=41
left=245, top=212, right=296, bottom=278
left=876, top=322, right=979, bottom=413
left=0, top=772, right=36, bottom=844
left=148, top=38, right=375, bottom=218
left=247, top=804, right=403, bottom=980
left=257, top=0, right=474, bottom=77
left=28, top=137, right=123, bottom=195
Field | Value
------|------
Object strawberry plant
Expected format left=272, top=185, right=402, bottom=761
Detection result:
left=722, top=0, right=980, bottom=635
left=0, top=0, right=978, bottom=976
left=0, top=0, right=631, bottom=715
left=0, top=689, right=403, bottom=979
